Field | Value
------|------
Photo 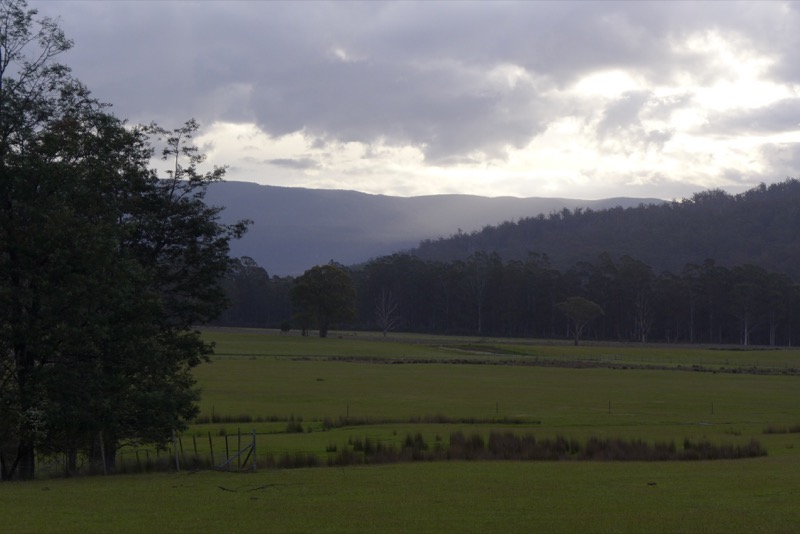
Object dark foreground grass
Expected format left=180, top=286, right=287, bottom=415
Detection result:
left=2, top=458, right=799, bottom=533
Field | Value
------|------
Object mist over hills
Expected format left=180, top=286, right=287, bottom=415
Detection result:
left=205, top=181, right=662, bottom=276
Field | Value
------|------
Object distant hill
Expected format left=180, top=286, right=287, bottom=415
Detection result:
left=205, top=181, right=662, bottom=275
left=410, top=179, right=800, bottom=278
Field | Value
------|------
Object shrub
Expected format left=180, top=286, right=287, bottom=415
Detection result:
left=285, top=416, right=305, bottom=433
left=763, top=424, right=800, bottom=434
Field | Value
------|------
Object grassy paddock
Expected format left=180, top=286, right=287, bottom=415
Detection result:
left=195, top=331, right=800, bottom=430
left=5, top=329, right=800, bottom=532
left=205, top=327, right=800, bottom=369
left=2, top=460, right=799, bottom=533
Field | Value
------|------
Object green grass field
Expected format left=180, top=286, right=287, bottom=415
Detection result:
left=3, top=460, right=800, bottom=533
left=3, top=328, right=800, bottom=533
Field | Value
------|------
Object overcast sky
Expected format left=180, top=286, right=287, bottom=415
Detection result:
left=34, top=0, right=800, bottom=199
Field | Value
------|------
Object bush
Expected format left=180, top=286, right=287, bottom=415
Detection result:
left=285, top=416, right=305, bottom=433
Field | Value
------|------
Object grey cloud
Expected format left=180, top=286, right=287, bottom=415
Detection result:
left=596, top=91, right=674, bottom=153
left=247, top=51, right=551, bottom=162
left=759, top=144, right=800, bottom=176
left=34, top=1, right=800, bottom=167
left=645, top=93, right=693, bottom=121
left=267, top=158, right=321, bottom=170
left=597, top=91, right=651, bottom=138
left=704, top=98, right=800, bottom=136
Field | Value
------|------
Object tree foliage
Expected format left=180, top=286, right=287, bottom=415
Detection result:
left=343, top=251, right=800, bottom=346
left=290, top=262, right=356, bottom=337
left=216, top=256, right=271, bottom=326
left=556, top=297, right=604, bottom=346
left=0, top=0, right=246, bottom=479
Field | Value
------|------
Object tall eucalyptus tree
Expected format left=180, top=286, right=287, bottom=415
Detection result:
left=0, top=0, right=246, bottom=479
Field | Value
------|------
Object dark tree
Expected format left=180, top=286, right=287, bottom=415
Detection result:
left=556, top=297, right=604, bottom=346
left=0, top=0, right=247, bottom=479
left=217, top=256, right=271, bottom=326
left=465, top=252, right=501, bottom=334
left=291, top=262, right=357, bottom=338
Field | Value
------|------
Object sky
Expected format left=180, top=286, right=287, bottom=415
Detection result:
left=33, top=0, right=800, bottom=200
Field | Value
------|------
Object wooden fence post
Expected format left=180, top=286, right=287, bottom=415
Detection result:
left=208, top=432, right=215, bottom=466
left=172, top=429, right=180, bottom=472
left=252, top=429, right=257, bottom=471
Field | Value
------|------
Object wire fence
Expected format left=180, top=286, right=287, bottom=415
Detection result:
left=30, top=429, right=258, bottom=479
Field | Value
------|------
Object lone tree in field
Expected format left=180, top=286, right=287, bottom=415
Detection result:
left=556, top=297, right=604, bottom=346
left=374, top=288, right=400, bottom=337
left=0, top=0, right=247, bottom=480
left=291, top=262, right=357, bottom=338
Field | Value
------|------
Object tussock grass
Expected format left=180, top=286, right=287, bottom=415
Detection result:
left=763, top=423, right=800, bottom=434
left=319, top=432, right=765, bottom=467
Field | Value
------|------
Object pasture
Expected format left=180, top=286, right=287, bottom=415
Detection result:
left=3, top=328, right=800, bottom=533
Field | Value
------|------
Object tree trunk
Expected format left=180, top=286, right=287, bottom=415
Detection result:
left=16, top=441, right=36, bottom=480
left=90, top=433, right=118, bottom=474
left=66, top=449, right=78, bottom=476
left=743, top=317, right=749, bottom=346
left=105, top=442, right=118, bottom=473
left=769, top=316, right=778, bottom=346
left=14, top=347, right=37, bottom=480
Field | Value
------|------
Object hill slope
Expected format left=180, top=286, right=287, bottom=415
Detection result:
left=205, top=181, right=661, bottom=275
left=411, top=180, right=800, bottom=278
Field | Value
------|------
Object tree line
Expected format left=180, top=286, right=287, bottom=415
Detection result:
left=218, top=250, right=800, bottom=347
left=358, top=252, right=799, bottom=345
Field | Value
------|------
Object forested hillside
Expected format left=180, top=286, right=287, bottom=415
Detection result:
left=413, top=179, right=800, bottom=279
left=217, top=180, right=800, bottom=347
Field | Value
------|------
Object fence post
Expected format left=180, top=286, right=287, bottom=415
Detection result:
left=208, top=432, right=215, bottom=466
left=252, top=429, right=257, bottom=471
left=172, top=429, right=180, bottom=472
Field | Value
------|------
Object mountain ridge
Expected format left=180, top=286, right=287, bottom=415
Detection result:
left=205, top=181, right=663, bottom=275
